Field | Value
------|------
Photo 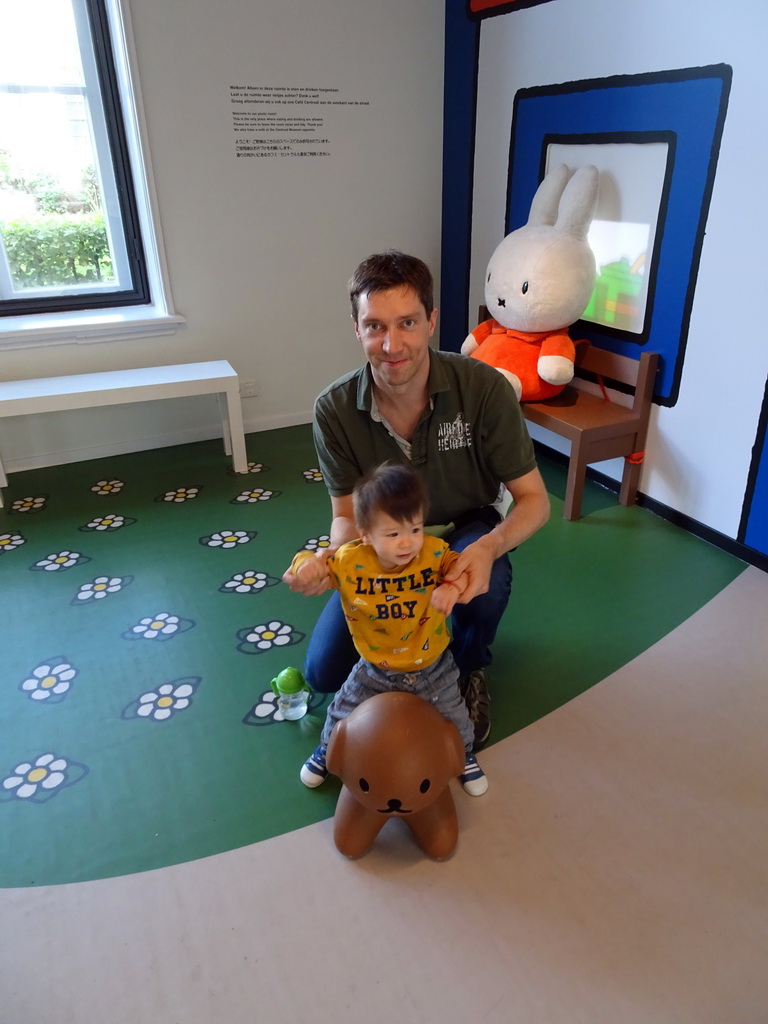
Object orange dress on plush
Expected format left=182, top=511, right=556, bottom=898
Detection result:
left=468, top=318, right=575, bottom=401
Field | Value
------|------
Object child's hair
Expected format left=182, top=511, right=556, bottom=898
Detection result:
left=353, top=463, right=429, bottom=532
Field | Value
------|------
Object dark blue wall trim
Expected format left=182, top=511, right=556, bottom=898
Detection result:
left=439, top=3, right=479, bottom=353
left=739, top=376, right=768, bottom=558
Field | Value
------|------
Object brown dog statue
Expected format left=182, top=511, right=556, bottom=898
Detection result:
left=325, top=691, right=466, bottom=860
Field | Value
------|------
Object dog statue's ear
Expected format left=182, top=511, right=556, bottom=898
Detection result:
left=326, top=718, right=346, bottom=776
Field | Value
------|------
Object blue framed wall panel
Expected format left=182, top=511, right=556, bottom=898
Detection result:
left=507, top=65, right=732, bottom=406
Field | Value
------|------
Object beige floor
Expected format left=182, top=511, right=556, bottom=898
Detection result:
left=2, top=566, right=767, bottom=1024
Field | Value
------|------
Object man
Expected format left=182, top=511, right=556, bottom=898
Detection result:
left=283, top=250, right=549, bottom=746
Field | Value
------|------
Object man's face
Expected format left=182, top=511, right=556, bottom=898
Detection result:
left=353, top=286, right=437, bottom=391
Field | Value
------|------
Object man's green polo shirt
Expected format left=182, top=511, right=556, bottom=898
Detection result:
left=312, top=349, right=537, bottom=527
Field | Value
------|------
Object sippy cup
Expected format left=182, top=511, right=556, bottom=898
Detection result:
left=270, top=667, right=311, bottom=721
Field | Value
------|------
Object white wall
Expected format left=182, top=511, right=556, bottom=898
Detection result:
left=1, top=0, right=445, bottom=469
left=470, top=0, right=768, bottom=538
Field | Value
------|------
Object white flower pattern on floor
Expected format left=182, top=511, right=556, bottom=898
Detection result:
left=9, top=495, right=48, bottom=514
left=231, top=488, right=280, bottom=504
left=220, top=570, right=279, bottom=594
left=123, top=677, right=200, bottom=721
left=19, top=659, right=77, bottom=703
left=303, top=534, right=331, bottom=552
left=0, top=753, right=88, bottom=803
left=200, top=529, right=256, bottom=548
left=31, top=550, right=89, bottom=572
left=0, top=429, right=376, bottom=879
left=90, top=479, right=125, bottom=495
left=0, top=532, right=26, bottom=554
left=122, top=613, right=195, bottom=641
left=73, top=575, right=134, bottom=604
left=157, top=486, right=201, bottom=503
left=236, top=619, right=305, bottom=655
left=80, top=513, right=136, bottom=532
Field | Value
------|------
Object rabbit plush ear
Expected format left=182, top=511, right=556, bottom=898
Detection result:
left=555, top=165, right=600, bottom=240
left=527, top=163, right=571, bottom=227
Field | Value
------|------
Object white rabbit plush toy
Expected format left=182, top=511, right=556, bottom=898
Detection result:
left=462, top=164, right=599, bottom=402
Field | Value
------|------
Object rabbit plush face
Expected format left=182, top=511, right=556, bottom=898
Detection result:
left=485, top=226, right=597, bottom=334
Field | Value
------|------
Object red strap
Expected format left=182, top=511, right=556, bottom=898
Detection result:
left=596, top=374, right=611, bottom=402
left=574, top=339, right=613, bottom=402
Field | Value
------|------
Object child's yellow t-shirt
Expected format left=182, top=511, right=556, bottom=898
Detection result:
left=291, top=537, right=459, bottom=672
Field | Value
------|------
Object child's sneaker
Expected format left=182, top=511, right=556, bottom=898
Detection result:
left=459, top=754, right=488, bottom=796
left=300, top=744, right=328, bottom=788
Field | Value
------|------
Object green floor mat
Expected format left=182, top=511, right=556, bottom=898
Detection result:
left=0, top=426, right=746, bottom=886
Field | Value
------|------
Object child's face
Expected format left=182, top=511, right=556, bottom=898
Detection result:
left=361, top=511, right=424, bottom=571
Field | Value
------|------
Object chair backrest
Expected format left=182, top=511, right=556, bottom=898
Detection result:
left=574, top=343, right=659, bottom=416
left=574, top=342, right=639, bottom=386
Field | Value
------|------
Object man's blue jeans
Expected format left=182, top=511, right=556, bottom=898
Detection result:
left=304, top=516, right=513, bottom=693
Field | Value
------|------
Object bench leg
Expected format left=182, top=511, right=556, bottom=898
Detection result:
left=218, top=393, right=233, bottom=456
left=218, top=387, right=249, bottom=473
left=563, top=440, right=589, bottom=521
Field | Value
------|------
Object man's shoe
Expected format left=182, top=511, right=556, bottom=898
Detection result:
left=459, top=669, right=491, bottom=749
left=300, top=744, right=328, bottom=788
left=459, top=754, right=488, bottom=796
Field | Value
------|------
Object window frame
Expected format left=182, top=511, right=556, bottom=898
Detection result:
left=0, top=0, right=183, bottom=348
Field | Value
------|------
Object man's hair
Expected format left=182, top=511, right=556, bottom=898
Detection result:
left=353, top=462, right=429, bottom=532
left=348, top=250, right=434, bottom=322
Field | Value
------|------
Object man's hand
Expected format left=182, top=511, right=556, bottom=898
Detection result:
left=282, top=551, right=331, bottom=595
left=441, top=468, right=550, bottom=603
left=441, top=535, right=498, bottom=603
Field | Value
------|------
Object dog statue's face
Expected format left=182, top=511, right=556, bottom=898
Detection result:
left=326, top=691, right=465, bottom=815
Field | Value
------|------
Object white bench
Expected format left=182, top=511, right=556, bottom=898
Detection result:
left=0, top=360, right=249, bottom=506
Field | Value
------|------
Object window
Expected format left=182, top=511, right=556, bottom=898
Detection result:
left=0, top=0, right=182, bottom=345
left=544, top=137, right=673, bottom=338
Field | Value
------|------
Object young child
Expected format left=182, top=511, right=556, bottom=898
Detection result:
left=289, top=462, right=488, bottom=796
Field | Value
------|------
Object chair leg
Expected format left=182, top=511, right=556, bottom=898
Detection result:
left=563, top=442, right=588, bottom=521
left=619, top=456, right=643, bottom=506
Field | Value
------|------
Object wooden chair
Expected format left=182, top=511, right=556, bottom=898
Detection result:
left=522, top=343, right=659, bottom=520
